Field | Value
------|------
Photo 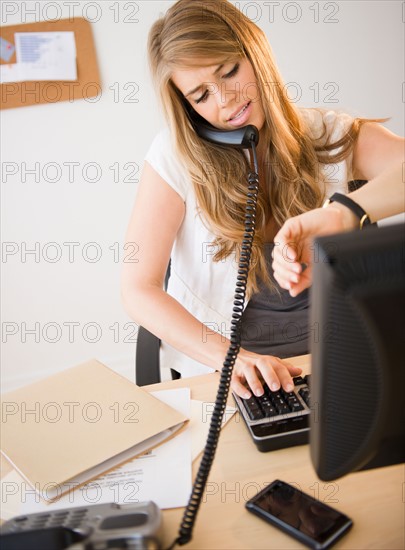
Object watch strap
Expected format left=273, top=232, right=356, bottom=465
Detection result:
left=323, top=192, right=371, bottom=229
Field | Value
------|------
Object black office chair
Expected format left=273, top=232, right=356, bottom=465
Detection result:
left=347, top=180, right=367, bottom=192
left=135, top=325, right=162, bottom=386
left=135, top=181, right=368, bottom=386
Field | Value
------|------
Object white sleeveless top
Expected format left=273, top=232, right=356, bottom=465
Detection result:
left=144, top=108, right=354, bottom=377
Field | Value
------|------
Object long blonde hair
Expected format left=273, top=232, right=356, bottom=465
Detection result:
left=148, top=0, right=374, bottom=296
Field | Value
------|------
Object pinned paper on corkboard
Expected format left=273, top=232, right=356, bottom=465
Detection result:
left=0, top=17, right=100, bottom=110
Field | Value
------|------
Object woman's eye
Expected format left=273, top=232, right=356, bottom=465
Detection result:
left=224, top=62, right=240, bottom=79
left=195, top=90, right=209, bottom=104
left=193, top=62, right=239, bottom=103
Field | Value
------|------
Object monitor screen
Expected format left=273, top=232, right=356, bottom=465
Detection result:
left=309, top=222, right=405, bottom=481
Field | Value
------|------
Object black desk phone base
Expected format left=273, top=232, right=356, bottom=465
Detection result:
left=0, top=501, right=162, bottom=550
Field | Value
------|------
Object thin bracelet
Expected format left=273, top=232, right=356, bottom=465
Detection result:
left=323, top=192, right=371, bottom=229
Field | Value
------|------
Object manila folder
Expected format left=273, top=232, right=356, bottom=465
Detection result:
left=0, top=359, right=188, bottom=500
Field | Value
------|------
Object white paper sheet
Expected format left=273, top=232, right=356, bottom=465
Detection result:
left=190, top=400, right=237, bottom=461
left=14, top=31, right=77, bottom=81
left=0, top=64, right=23, bottom=84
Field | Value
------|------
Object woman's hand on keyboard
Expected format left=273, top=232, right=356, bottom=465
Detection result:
left=231, top=350, right=302, bottom=398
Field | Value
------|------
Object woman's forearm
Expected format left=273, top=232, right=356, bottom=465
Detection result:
left=349, top=162, right=404, bottom=224
left=322, top=162, right=404, bottom=232
left=123, top=284, right=303, bottom=397
left=123, top=285, right=230, bottom=371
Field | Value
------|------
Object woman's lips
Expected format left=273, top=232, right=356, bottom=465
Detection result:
left=227, top=101, right=252, bottom=127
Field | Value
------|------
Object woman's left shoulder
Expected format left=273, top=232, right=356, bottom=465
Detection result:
left=299, top=107, right=353, bottom=126
left=299, top=107, right=354, bottom=142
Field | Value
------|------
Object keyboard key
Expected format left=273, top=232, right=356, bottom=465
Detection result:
left=275, top=403, right=290, bottom=415
left=244, top=396, right=258, bottom=408
left=286, top=396, right=303, bottom=410
left=243, top=398, right=264, bottom=420
left=248, top=408, right=264, bottom=420
left=261, top=403, right=277, bottom=417
left=290, top=401, right=304, bottom=411
left=299, top=387, right=310, bottom=406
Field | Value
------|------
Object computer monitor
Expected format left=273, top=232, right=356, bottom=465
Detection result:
left=309, top=222, right=405, bottom=481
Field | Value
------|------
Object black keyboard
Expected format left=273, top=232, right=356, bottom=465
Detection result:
left=233, top=375, right=311, bottom=452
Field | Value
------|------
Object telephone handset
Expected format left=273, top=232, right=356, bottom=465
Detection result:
left=187, top=103, right=259, bottom=148
left=194, top=121, right=259, bottom=149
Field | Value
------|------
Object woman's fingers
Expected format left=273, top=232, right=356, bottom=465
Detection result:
left=272, top=240, right=305, bottom=290
left=231, top=353, right=303, bottom=398
left=287, top=268, right=313, bottom=297
left=273, top=207, right=348, bottom=294
left=272, top=259, right=301, bottom=290
left=272, top=238, right=313, bottom=296
left=259, top=357, right=302, bottom=393
left=231, top=363, right=264, bottom=398
left=231, top=376, right=253, bottom=399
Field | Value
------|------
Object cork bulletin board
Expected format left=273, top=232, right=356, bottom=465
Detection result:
left=0, top=17, right=100, bottom=110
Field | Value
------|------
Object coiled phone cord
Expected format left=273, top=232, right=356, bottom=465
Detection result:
left=169, top=138, right=260, bottom=548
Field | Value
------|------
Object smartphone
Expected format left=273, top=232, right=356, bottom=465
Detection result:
left=246, top=480, right=353, bottom=550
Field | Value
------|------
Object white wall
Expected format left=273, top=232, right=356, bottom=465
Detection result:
left=1, top=1, right=404, bottom=392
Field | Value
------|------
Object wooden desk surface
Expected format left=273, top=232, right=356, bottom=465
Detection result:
left=145, top=355, right=404, bottom=550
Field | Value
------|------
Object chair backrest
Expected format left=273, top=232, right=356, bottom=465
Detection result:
left=136, top=326, right=162, bottom=385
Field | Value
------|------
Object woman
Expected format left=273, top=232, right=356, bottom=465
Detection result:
left=121, top=0, right=404, bottom=399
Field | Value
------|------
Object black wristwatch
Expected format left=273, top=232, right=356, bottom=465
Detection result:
left=323, top=192, right=371, bottom=229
